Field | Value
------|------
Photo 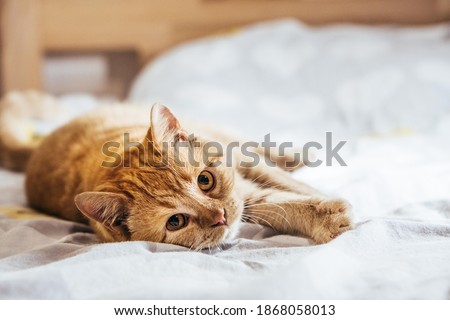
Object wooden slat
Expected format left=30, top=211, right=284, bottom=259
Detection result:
left=1, top=0, right=43, bottom=92
left=42, top=0, right=194, bottom=52
left=438, top=0, right=450, bottom=16
left=40, top=0, right=450, bottom=60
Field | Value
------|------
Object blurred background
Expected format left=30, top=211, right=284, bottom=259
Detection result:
left=1, top=0, right=450, bottom=99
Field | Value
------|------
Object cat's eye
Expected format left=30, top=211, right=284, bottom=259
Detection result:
left=166, top=214, right=188, bottom=231
left=197, top=170, right=215, bottom=192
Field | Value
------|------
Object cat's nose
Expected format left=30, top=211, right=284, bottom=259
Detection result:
left=211, top=208, right=227, bottom=227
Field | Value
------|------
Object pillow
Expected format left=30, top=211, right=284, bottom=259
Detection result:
left=129, top=19, right=450, bottom=142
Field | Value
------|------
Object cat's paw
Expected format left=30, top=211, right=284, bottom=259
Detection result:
left=310, top=199, right=353, bottom=244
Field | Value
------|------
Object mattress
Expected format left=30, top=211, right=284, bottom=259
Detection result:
left=1, top=19, right=449, bottom=299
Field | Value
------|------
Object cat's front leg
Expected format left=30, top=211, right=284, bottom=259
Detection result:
left=243, top=189, right=352, bottom=244
left=307, top=198, right=352, bottom=244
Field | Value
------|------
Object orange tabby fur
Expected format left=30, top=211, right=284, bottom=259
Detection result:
left=24, top=100, right=352, bottom=249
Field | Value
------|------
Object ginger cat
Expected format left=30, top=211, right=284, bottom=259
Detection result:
left=26, top=103, right=352, bottom=249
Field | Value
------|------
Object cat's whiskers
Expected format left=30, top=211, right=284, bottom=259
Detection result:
left=195, top=232, right=218, bottom=252
left=243, top=207, right=292, bottom=230
left=248, top=173, right=290, bottom=190
left=250, top=173, right=303, bottom=192
left=194, top=243, right=204, bottom=252
left=252, top=210, right=292, bottom=231
left=245, top=201, right=289, bottom=217
left=255, top=178, right=275, bottom=189
left=244, top=197, right=264, bottom=207
left=241, top=212, right=275, bottom=230
left=241, top=213, right=260, bottom=226
left=256, top=178, right=292, bottom=190
left=243, top=172, right=277, bottom=189
left=247, top=172, right=267, bottom=185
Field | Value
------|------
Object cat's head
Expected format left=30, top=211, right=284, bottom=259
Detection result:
left=75, top=104, right=243, bottom=249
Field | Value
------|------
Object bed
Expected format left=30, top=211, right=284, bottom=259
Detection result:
left=1, top=19, right=450, bottom=299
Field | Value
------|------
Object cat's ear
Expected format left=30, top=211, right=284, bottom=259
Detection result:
left=146, top=103, right=187, bottom=149
left=74, top=192, right=128, bottom=229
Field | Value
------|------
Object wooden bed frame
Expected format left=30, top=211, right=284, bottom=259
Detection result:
left=2, top=0, right=450, bottom=95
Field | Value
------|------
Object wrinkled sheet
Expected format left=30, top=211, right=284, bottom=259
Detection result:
left=1, top=20, right=450, bottom=299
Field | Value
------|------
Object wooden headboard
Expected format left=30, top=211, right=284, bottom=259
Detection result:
left=2, top=0, right=450, bottom=94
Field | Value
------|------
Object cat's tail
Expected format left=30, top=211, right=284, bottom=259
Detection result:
left=0, top=91, right=56, bottom=172
left=0, top=141, right=35, bottom=172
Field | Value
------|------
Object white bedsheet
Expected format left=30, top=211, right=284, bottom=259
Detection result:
left=1, top=20, right=450, bottom=299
